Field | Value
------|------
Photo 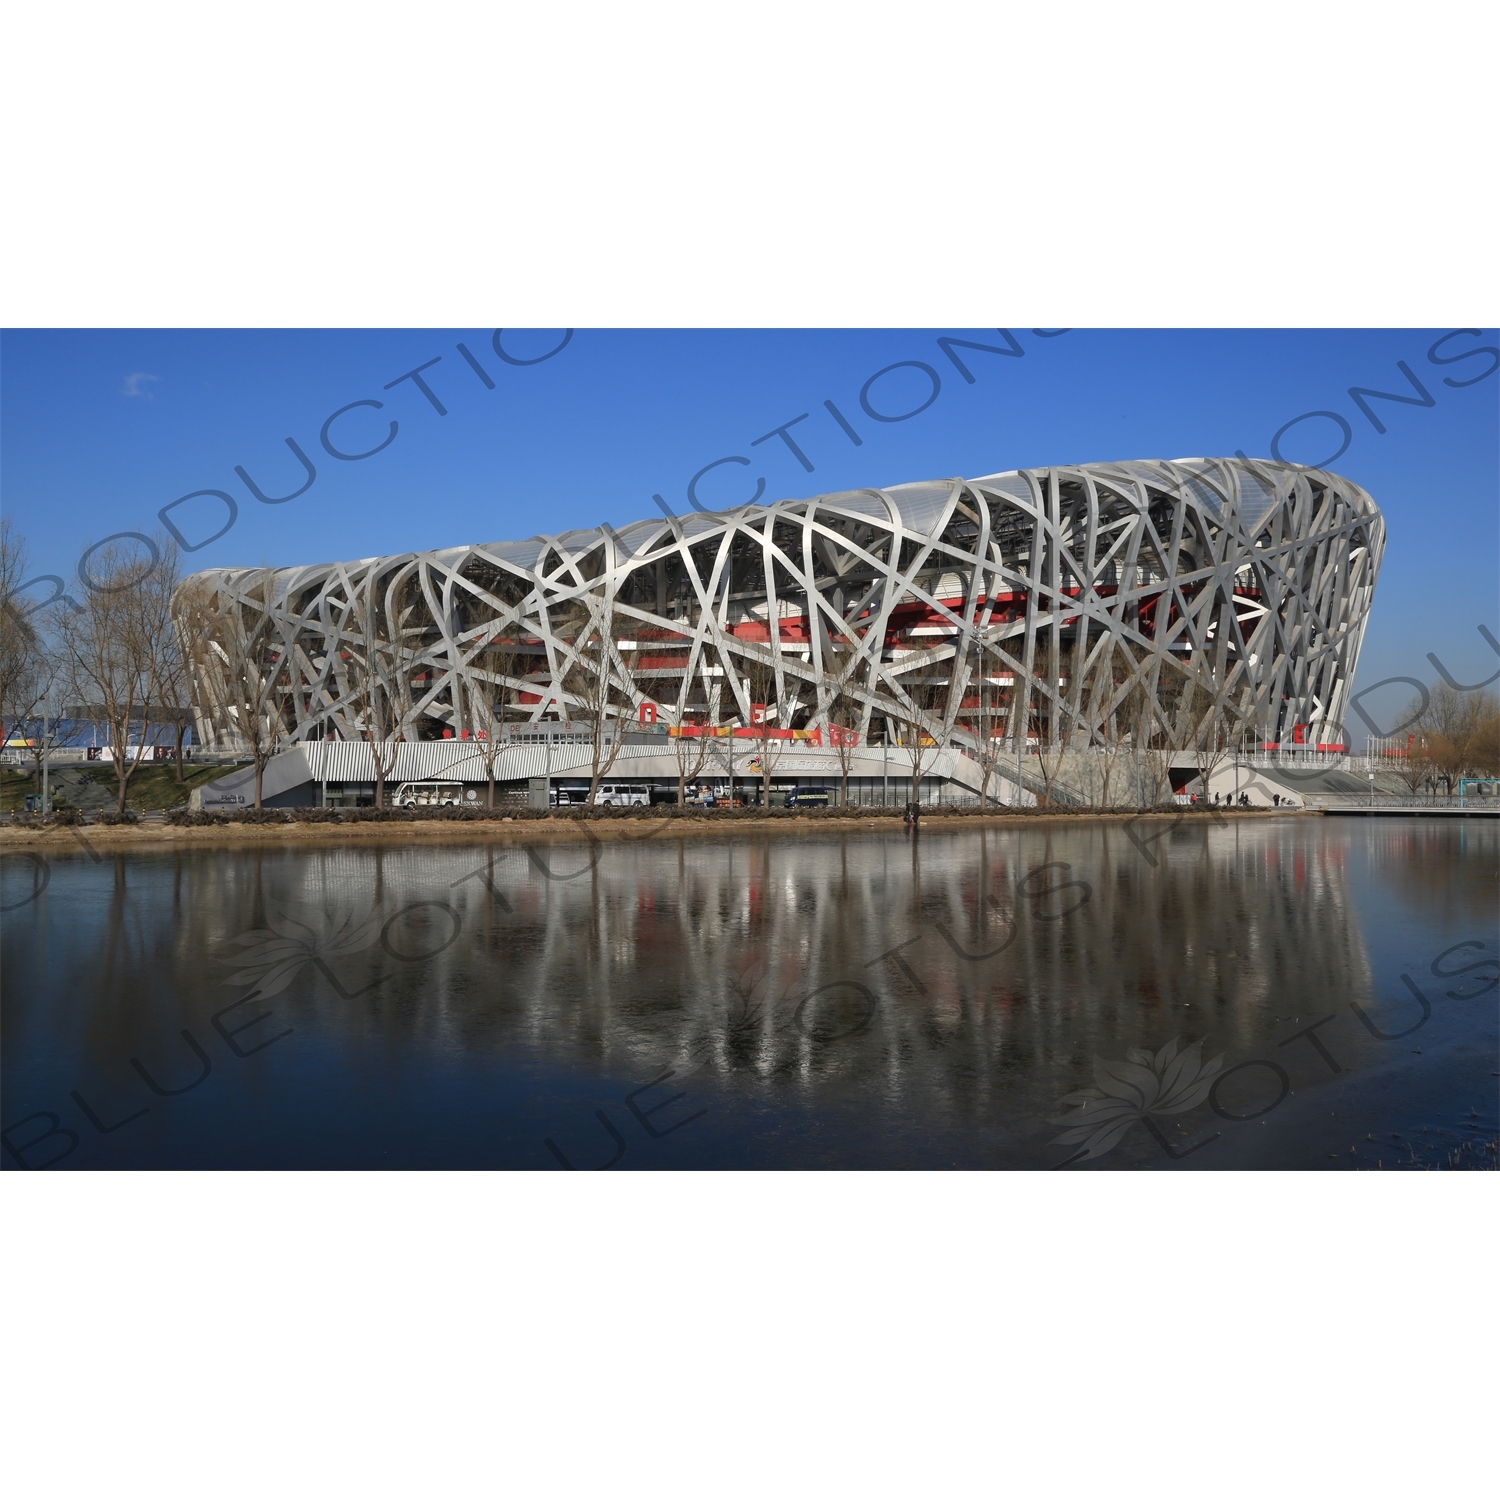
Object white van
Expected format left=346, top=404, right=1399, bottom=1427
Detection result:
left=393, top=781, right=472, bottom=807
left=592, top=782, right=651, bottom=807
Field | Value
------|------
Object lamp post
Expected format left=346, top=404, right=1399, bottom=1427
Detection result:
left=1368, top=768, right=1375, bottom=809
left=41, top=693, right=51, bottom=816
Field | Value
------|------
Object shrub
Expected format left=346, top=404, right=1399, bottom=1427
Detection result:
left=94, top=809, right=141, bottom=826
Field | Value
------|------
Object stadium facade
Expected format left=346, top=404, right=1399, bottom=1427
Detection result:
left=179, top=456, right=1384, bottom=805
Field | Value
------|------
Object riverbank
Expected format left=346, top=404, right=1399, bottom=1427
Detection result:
left=0, top=806, right=1306, bottom=852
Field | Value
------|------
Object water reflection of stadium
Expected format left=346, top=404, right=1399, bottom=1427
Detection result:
left=106, top=821, right=1376, bottom=1112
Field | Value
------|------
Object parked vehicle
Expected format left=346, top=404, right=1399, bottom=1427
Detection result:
left=783, top=785, right=830, bottom=808
left=592, top=782, right=651, bottom=807
left=685, top=782, right=735, bottom=806
left=393, top=781, right=471, bottom=807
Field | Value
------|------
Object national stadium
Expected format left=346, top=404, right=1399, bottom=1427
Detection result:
left=178, top=456, right=1385, bottom=810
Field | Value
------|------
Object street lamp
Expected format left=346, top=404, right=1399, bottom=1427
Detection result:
left=1368, top=768, right=1375, bottom=809
left=41, top=691, right=54, bottom=817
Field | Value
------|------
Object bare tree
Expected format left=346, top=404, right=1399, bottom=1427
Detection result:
left=347, top=572, right=416, bottom=810
left=1086, top=645, right=1136, bottom=810
left=826, top=689, right=862, bottom=808
left=0, top=520, right=51, bottom=756
left=560, top=598, right=631, bottom=805
left=203, top=569, right=290, bottom=809
left=8, top=643, right=52, bottom=795
left=670, top=713, right=713, bottom=805
left=54, top=537, right=173, bottom=814
left=890, top=672, right=947, bottom=814
left=956, top=646, right=1010, bottom=808
left=818, top=625, right=866, bottom=808
left=18, top=639, right=65, bottom=799
left=1029, top=639, right=1075, bottom=807
left=742, top=653, right=786, bottom=807
left=1470, top=690, right=1500, bottom=780
left=174, top=577, right=224, bottom=769
left=461, top=628, right=522, bottom=807
left=154, top=561, right=200, bottom=785
left=1185, top=675, right=1240, bottom=804
left=1396, top=739, right=1435, bottom=797
left=1110, top=677, right=1152, bottom=810
left=1419, top=681, right=1500, bottom=795
left=1380, top=704, right=1436, bottom=796
left=1139, top=666, right=1188, bottom=809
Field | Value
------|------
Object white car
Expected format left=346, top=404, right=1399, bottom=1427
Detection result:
left=592, top=782, right=651, bottom=807
left=393, top=781, right=472, bottom=807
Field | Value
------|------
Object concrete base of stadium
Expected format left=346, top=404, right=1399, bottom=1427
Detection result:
left=192, top=739, right=1420, bottom=816
left=189, top=739, right=1038, bottom=812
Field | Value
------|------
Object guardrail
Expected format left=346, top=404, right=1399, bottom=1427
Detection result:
left=1305, top=794, right=1500, bottom=812
left=986, top=757, right=1085, bottom=807
left=1241, top=751, right=1351, bottom=771
left=3, top=749, right=248, bottom=768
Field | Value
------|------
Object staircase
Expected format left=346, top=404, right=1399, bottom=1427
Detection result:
left=985, top=757, right=1086, bottom=807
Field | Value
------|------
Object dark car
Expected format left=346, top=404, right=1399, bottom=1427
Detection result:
left=783, top=786, right=830, bottom=808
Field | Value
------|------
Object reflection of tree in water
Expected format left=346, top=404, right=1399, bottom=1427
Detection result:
left=1360, top=821, right=1498, bottom=920
left=18, top=824, right=1382, bottom=1135
left=950, top=820, right=1377, bottom=1065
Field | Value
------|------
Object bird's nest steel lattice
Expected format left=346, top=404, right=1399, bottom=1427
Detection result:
left=179, top=456, right=1385, bottom=756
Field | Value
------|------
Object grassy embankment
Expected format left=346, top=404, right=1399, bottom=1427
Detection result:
left=0, top=762, right=242, bottom=813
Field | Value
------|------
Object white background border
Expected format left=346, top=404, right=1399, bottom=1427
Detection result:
left=2, top=4, right=1494, bottom=1495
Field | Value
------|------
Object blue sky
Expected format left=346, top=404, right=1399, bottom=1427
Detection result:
left=2, top=328, right=1495, bottom=723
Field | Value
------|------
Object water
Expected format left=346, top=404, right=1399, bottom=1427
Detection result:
left=3, top=818, right=1496, bottom=1169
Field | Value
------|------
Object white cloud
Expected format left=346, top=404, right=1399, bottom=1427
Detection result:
left=122, top=372, right=160, bottom=398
